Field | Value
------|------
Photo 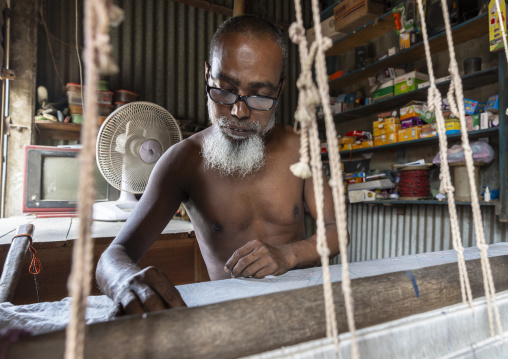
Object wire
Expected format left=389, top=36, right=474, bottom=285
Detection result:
left=38, top=1, right=65, bottom=90
left=76, top=0, right=85, bottom=112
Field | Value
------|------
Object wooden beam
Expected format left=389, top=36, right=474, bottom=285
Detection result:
left=233, top=0, right=245, bottom=16
left=7, top=255, right=508, bottom=359
left=171, top=0, right=233, bottom=17
left=0, top=224, right=34, bottom=303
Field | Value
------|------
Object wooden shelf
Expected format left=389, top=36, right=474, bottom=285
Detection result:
left=35, top=121, right=82, bottom=141
left=326, top=11, right=396, bottom=57
left=331, top=67, right=498, bottom=123
left=328, top=13, right=489, bottom=92
left=331, top=127, right=499, bottom=156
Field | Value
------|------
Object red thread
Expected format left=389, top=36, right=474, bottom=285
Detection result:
left=399, top=170, right=430, bottom=198
left=12, top=233, right=42, bottom=275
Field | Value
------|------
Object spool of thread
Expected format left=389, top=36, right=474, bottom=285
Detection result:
left=398, top=167, right=430, bottom=199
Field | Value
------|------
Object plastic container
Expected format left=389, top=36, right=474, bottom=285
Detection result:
left=97, top=91, right=114, bottom=104
left=69, top=104, right=83, bottom=114
left=66, top=82, right=82, bottom=92
left=71, top=114, right=83, bottom=124
left=98, top=104, right=114, bottom=116
left=67, top=91, right=83, bottom=105
left=115, top=90, right=138, bottom=103
left=114, top=101, right=127, bottom=109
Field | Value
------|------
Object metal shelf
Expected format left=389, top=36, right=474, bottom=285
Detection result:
left=331, top=67, right=498, bottom=124
left=357, top=199, right=498, bottom=206
left=327, top=13, right=489, bottom=92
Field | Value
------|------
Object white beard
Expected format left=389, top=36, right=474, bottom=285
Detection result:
left=202, top=101, right=276, bottom=178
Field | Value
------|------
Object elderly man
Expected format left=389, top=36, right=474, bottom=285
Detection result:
left=96, top=15, right=343, bottom=315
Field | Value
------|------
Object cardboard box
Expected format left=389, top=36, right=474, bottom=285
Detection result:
left=397, top=126, right=422, bottom=142
left=348, top=189, right=376, bottom=203
left=374, top=132, right=397, bottom=146
left=333, top=0, right=385, bottom=33
left=466, top=114, right=481, bottom=131
left=306, top=11, right=345, bottom=44
left=373, top=116, right=400, bottom=129
left=481, top=112, right=490, bottom=129
left=338, top=136, right=356, bottom=145
left=400, top=101, right=425, bottom=120
left=377, top=110, right=398, bottom=120
left=352, top=142, right=363, bottom=150
left=445, top=119, right=461, bottom=134
left=463, top=98, right=485, bottom=115
left=421, top=123, right=437, bottom=138
left=373, top=80, right=394, bottom=102
left=342, top=143, right=354, bottom=150
left=485, top=95, right=499, bottom=113
left=401, top=116, right=425, bottom=129
left=489, top=0, right=507, bottom=52
left=394, top=71, right=429, bottom=96
left=361, top=140, right=374, bottom=148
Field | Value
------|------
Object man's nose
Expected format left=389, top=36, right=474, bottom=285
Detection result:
left=231, top=98, right=251, bottom=120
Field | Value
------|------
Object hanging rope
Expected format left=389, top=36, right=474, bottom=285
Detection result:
left=64, top=1, right=121, bottom=359
left=290, top=1, right=358, bottom=358
left=416, top=0, right=503, bottom=341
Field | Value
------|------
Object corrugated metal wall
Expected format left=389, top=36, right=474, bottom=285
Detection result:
left=36, top=0, right=313, bottom=128
left=341, top=203, right=508, bottom=264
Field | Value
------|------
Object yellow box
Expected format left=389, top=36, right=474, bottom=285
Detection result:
left=385, top=123, right=401, bottom=133
left=397, top=126, right=422, bottom=142
left=338, top=136, right=355, bottom=145
left=373, top=127, right=386, bottom=137
left=361, top=140, right=374, bottom=148
left=420, top=131, right=436, bottom=138
left=352, top=142, right=362, bottom=150
left=373, top=117, right=400, bottom=130
left=374, top=127, right=398, bottom=137
left=374, top=133, right=397, bottom=147
left=490, top=0, right=507, bottom=52
left=342, top=143, right=353, bottom=150
left=445, top=119, right=461, bottom=131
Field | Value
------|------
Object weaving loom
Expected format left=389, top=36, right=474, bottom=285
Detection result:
left=2, top=0, right=508, bottom=358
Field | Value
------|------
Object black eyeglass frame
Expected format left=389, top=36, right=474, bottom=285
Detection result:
left=206, top=77, right=284, bottom=111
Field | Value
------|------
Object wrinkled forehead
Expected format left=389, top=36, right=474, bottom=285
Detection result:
left=210, top=33, right=283, bottom=85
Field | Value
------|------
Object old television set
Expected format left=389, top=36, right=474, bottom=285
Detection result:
left=23, top=145, right=119, bottom=215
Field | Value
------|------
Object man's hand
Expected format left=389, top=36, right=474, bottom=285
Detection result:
left=224, top=240, right=295, bottom=279
left=113, top=266, right=187, bottom=316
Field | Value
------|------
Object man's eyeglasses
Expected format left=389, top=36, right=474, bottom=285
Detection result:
left=206, top=78, right=283, bottom=111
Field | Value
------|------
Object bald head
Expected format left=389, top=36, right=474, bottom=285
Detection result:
left=209, top=15, right=288, bottom=79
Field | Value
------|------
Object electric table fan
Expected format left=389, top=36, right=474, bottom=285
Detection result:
left=93, top=102, right=182, bottom=221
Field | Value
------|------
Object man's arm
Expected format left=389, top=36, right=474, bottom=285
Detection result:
left=96, top=146, right=188, bottom=315
left=224, top=170, right=349, bottom=278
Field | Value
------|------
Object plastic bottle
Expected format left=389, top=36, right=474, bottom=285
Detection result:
left=484, top=187, right=491, bottom=203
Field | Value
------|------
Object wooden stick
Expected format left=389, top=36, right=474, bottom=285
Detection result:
left=0, top=224, right=35, bottom=303
left=6, top=255, right=508, bottom=359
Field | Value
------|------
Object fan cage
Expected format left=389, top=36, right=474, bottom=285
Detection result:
left=96, top=102, right=182, bottom=193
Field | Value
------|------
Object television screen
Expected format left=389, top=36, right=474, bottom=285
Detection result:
left=24, top=145, right=119, bottom=213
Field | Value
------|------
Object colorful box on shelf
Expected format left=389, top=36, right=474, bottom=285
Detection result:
left=352, top=142, right=363, bottom=150
left=421, top=123, right=437, bottom=138
left=361, top=140, right=374, bottom=148
left=341, top=143, right=353, bottom=150
left=348, top=189, right=376, bottom=203
left=489, top=0, right=507, bottom=52
left=373, top=80, right=394, bottom=102
left=373, top=123, right=400, bottom=137
left=377, top=110, right=398, bottom=120
left=401, top=116, right=425, bottom=129
left=373, top=116, right=400, bottom=130
left=400, top=100, right=425, bottom=120
left=307, top=8, right=345, bottom=44
left=333, top=0, right=385, bottom=33
left=463, top=98, right=485, bottom=115
left=374, top=132, right=397, bottom=146
left=445, top=119, right=461, bottom=134
left=397, top=126, right=422, bottom=142
left=338, top=136, right=356, bottom=145
left=485, top=95, right=499, bottom=113
left=466, top=114, right=481, bottom=131
left=394, top=71, right=429, bottom=96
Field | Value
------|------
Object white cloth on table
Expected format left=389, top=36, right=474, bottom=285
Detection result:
left=1, top=243, right=507, bottom=336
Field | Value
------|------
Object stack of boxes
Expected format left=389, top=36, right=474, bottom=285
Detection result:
left=398, top=101, right=424, bottom=142
left=373, top=111, right=400, bottom=146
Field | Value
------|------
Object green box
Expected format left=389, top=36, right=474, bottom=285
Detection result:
left=394, top=71, right=429, bottom=96
left=373, top=80, right=394, bottom=102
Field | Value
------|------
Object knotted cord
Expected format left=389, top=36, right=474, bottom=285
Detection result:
left=64, top=1, right=121, bottom=358
left=417, top=0, right=503, bottom=340
left=290, top=1, right=358, bottom=357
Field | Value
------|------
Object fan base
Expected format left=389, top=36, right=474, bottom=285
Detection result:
left=93, top=200, right=137, bottom=222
